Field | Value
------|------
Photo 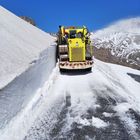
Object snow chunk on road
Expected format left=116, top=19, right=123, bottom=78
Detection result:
left=0, top=6, right=55, bottom=89
left=103, top=112, right=113, bottom=117
left=78, top=116, right=109, bottom=128
left=79, top=118, right=90, bottom=126
left=92, top=116, right=109, bottom=128
left=114, top=102, right=132, bottom=114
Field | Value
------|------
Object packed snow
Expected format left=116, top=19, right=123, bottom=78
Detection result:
left=91, top=116, right=109, bottom=128
left=0, top=6, right=55, bottom=89
left=0, top=67, right=58, bottom=140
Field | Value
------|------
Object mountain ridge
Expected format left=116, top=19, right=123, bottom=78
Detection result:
left=91, top=17, right=140, bottom=70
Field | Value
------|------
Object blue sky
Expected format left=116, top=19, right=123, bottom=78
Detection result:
left=0, top=0, right=140, bottom=32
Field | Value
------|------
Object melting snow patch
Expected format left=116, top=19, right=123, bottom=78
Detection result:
left=91, top=116, right=108, bottom=128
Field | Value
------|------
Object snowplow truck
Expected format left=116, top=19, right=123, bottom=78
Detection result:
left=57, top=26, right=93, bottom=71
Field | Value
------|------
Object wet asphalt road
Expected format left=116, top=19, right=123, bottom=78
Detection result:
left=24, top=71, right=140, bottom=140
left=127, top=73, right=140, bottom=83
left=24, top=92, right=140, bottom=140
left=47, top=97, right=140, bottom=140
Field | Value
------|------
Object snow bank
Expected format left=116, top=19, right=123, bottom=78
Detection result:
left=0, top=6, right=55, bottom=89
left=0, top=45, right=56, bottom=129
left=0, top=6, right=57, bottom=138
left=91, top=116, right=108, bottom=128
left=0, top=66, right=58, bottom=140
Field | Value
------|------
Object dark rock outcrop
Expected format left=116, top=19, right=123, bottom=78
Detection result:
left=20, top=16, right=36, bottom=26
left=93, top=46, right=140, bottom=70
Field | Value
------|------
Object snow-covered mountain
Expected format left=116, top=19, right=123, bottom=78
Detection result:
left=91, top=17, right=140, bottom=70
left=0, top=6, right=55, bottom=89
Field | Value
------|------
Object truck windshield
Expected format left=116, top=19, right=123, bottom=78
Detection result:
left=69, top=30, right=83, bottom=39
left=69, top=30, right=76, bottom=39
left=77, top=32, right=83, bottom=38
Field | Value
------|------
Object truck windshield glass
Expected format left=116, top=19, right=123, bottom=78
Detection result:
left=69, top=30, right=76, bottom=38
left=69, top=30, right=83, bottom=39
left=77, top=32, right=83, bottom=38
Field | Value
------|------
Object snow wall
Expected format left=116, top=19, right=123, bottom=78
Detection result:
left=0, top=6, right=55, bottom=89
left=0, top=45, right=57, bottom=140
left=0, top=45, right=56, bottom=128
left=0, top=6, right=57, bottom=139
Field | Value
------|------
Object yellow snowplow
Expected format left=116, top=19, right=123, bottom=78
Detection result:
left=57, top=25, right=93, bottom=71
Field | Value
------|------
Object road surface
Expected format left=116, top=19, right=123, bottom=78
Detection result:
left=24, top=61, right=140, bottom=140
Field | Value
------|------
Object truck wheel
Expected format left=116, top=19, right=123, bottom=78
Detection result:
left=86, top=67, right=92, bottom=72
left=60, top=68, right=66, bottom=73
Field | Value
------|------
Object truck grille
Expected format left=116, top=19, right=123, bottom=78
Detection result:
left=71, top=47, right=84, bottom=61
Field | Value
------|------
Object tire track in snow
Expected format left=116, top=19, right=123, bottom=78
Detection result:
left=24, top=65, right=140, bottom=140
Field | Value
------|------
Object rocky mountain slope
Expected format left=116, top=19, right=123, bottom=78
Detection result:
left=20, top=16, right=36, bottom=26
left=91, top=18, right=140, bottom=70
